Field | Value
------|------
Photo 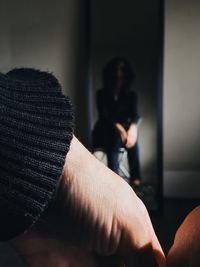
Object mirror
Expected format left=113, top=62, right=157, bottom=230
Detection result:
left=89, top=0, right=163, bottom=212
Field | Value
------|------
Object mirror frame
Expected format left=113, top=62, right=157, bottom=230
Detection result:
left=85, top=0, right=164, bottom=215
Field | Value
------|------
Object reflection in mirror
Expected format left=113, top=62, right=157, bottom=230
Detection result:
left=90, top=0, right=163, bottom=212
left=92, top=58, right=142, bottom=184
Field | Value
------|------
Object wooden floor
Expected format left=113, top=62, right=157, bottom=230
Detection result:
left=0, top=198, right=199, bottom=266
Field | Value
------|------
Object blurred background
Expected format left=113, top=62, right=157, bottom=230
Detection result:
left=0, top=0, right=199, bottom=265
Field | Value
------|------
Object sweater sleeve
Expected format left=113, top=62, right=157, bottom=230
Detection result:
left=0, top=69, right=74, bottom=241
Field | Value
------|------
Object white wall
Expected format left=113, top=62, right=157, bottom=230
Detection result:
left=0, top=0, right=79, bottom=96
left=164, top=0, right=200, bottom=198
left=0, top=0, right=90, bottom=144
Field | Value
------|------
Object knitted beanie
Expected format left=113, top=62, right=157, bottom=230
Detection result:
left=0, top=68, right=74, bottom=241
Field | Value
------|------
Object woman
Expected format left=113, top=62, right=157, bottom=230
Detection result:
left=93, top=57, right=142, bottom=186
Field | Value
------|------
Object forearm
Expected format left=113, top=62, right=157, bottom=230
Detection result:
left=128, top=123, right=137, bottom=131
left=11, top=135, right=165, bottom=267
left=115, top=122, right=127, bottom=134
left=42, top=136, right=128, bottom=254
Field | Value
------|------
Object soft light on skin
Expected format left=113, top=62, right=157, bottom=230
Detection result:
left=167, top=206, right=200, bottom=267
left=11, top=136, right=165, bottom=267
left=115, top=122, right=138, bottom=149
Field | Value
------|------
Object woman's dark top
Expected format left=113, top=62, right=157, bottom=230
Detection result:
left=93, top=89, right=140, bottom=149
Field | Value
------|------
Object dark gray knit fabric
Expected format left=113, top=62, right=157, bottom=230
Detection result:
left=0, top=68, right=74, bottom=241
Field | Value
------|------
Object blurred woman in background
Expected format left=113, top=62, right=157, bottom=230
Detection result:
left=93, top=57, right=142, bottom=186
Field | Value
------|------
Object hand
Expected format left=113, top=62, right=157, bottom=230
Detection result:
left=126, top=124, right=138, bottom=149
left=115, top=123, right=128, bottom=144
left=12, top=136, right=165, bottom=267
left=167, top=206, right=200, bottom=267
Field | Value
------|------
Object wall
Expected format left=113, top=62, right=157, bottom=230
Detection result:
left=0, top=0, right=90, bottom=145
left=164, top=0, right=200, bottom=197
left=0, top=1, right=88, bottom=265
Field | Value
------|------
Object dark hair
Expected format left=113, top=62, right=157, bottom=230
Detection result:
left=102, top=57, right=135, bottom=97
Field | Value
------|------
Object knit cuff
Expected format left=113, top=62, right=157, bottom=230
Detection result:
left=0, top=69, right=74, bottom=241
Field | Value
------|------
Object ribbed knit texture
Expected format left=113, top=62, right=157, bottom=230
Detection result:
left=0, top=68, right=74, bottom=241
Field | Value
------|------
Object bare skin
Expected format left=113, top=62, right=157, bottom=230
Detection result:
left=115, top=122, right=128, bottom=144
left=126, top=123, right=138, bottom=149
left=115, top=122, right=140, bottom=185
left=11, top=136, right=165, bottom=267
left=167, top=206, right=200, bottom=267
left=115, top=122, right=138, bottom=149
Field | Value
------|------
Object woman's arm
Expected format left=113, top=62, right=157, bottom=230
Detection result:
left=115, top=122, right=128, bottom=144
left=11, top=135, right=165, bottom=267
left=126, top=123, right=138, bottom=149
